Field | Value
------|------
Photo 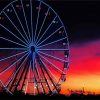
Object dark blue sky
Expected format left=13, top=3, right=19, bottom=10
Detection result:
left=45, top=1, right=100, bottom=43
left=0, top=0, right=100, bottom=43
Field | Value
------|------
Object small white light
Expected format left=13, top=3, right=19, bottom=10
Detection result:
left=65, top=55, right=68, bottom=58
left=53, top=21, right=56, bottom=23
left=36, top=7, right=41, bottom=10
left=7, top=9, right=10, bottom=12
left=59, top=31, right=62, bottom=34
left=26, top=4, right=29, bottom=7
left=63, top=43, right=66, bottom=45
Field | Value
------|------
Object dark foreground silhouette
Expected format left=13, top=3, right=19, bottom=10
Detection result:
left=0, top=91, right=100, bottom=100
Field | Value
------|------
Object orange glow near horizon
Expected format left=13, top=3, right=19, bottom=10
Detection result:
left=61, top=39, right=100, bottom=95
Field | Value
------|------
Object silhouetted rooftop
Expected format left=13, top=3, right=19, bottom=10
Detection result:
left=0, top=91, right=100, bottom=100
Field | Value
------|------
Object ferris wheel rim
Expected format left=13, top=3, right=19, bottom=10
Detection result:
left=0, top=0, right=70, bottom=95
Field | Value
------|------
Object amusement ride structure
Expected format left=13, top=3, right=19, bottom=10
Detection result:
left=0, top=0, right=70, bottom=95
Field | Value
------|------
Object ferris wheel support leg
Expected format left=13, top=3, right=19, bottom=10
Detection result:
left=20, top=60, right=30, bottom=92
left=31, top=55, right=40, bottom=95
left=35, top=59, right=45, bottom=94
left=39, top=57, right=58, bottom=82
left=13, top=57, right=30, bottom=93
left=37, top=56, right=52, bottom=94
left=8, top=54, right=28, bottom=92
left=39, top=57, right=59, bottom=94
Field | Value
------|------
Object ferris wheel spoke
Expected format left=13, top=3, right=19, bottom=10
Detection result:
left=11, top=4, right=29, bottom=44
left=0, top=48, right=27, bottom=50
left=38, top=51, right=67, bottom=63
left=34, top=1, right=41, bottom=44
left=21, top=0, right=31, bottom=42
left=37, top=37, right=67, bottom=48
left=0, top=36, right=27, bottom=48
left=6, top=53, right=30, bottom=88
left=35, top=7, right=50, bottom=43
left=30, top=0, right=33, bottom=43
left=36, top=16, right=57, bottom=45
left=37, top=53, right=65, bottom=74
left=0, top=23, right=27, bottom=46
left=38, top=49, right=69, bottom=51
left=0, top=52, right=29, bottom=75
left=0, top=50, right=27, bottom=62
left=39, top=57, right=58, bottom=82
left=3, top=11, right=29, bottom=44
left=37, top=26, right=64, bottom=46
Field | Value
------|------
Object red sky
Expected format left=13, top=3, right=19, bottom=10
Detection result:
left=0, top=39, right=100, bottom=95
left=61, top=39, right=100, bottom=95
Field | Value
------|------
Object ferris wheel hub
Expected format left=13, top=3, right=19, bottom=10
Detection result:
left=30, top=46, right=35, bottom=53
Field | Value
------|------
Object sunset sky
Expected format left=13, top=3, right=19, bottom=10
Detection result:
left=0, top=0, right=100, bottom=95
left=61, top=39, right=100, bottom=95
left=50, top=1, right=100, bottom=95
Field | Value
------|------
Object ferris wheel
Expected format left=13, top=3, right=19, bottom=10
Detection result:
left=0, top=0, right=69, bottom=95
